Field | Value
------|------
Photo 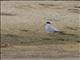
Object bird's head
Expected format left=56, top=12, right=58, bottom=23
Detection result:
left=46, top=22, right=51, bottom=24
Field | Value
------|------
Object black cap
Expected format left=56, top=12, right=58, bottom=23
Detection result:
left=46, top=22, right=51, bottom=24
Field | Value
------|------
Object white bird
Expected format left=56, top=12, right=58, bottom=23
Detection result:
left=45, top=22, right=59, bottom=33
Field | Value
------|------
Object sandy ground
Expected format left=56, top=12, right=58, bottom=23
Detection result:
left=1, top=1, right=80, bottom=60
left=1, top=1, right=80, bottom=33
left=1, top=57, right=80, bottom=60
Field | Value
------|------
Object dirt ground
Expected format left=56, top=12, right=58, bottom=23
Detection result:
left=1, top=1, right=80, bottom=60
left=1, top=56, right=80, bottom=60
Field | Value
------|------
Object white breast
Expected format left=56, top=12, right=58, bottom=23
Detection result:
left=45, top=24, right=59, bottom=32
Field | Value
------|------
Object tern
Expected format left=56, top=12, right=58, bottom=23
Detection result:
left=45, top=22, right=59, bottom=33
